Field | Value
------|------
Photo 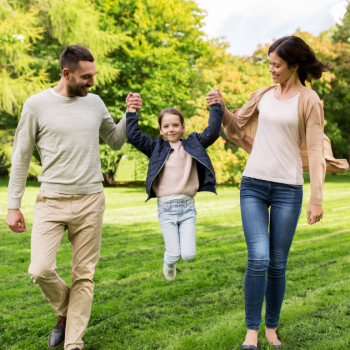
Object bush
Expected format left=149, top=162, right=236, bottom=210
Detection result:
left=186, top=104, right=248, bottom=186
left=0, top=130, right=43, bottom=179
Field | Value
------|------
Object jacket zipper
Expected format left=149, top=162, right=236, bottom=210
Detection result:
left=146, top=149, right=172, bottom=201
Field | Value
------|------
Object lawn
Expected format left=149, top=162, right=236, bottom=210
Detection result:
left=1, top=173, right=350, bottom=350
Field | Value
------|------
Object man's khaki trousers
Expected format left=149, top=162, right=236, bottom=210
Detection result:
left=28, top=190, right=105, bottom=350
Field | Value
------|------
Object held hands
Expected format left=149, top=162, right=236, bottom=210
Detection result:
left=307, top=203, right=323, bottom=225
left=206, top=88, right=224, bottom=106
left=6, top=209, right=26, bottom=232
left=126, top=92, right=142, bottom=113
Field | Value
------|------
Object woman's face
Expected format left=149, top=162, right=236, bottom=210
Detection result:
left=269, top=51, right=297, bottom=84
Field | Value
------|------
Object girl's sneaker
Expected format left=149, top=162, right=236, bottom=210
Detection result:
left=163, top=264, right=176, bottom=281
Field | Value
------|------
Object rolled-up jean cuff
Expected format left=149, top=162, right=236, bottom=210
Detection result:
left=164, top=260, right=176, bottom=268
left=265, top=323, right=279, bottom=329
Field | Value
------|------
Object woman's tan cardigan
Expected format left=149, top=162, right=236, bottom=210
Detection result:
left=222, top=85, right=349, bottom=206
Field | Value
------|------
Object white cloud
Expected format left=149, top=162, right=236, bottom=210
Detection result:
left=330, top=1, right=348, bottom=24
left=195, top=0, right=347, bottom=56
left=195, top=0, right=238, bottom=36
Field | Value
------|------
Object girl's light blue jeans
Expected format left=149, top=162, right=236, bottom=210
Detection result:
left=158, top=198, right=197, bottom=268
left=240, top=176, right=303, bottom=330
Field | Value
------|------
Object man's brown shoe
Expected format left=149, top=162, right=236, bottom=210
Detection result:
left=48, top=316, right=66, bottom=349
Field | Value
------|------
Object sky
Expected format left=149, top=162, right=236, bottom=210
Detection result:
left=195, top=0, right=348, bottom=56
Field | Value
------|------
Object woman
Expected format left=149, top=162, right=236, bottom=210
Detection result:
left=206, top=36, right=349, bottom=349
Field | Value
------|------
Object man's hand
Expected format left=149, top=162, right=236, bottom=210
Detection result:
left=206, top=88, right=224, bottom=106
left=6, top=209, right=26, bottom=232
left=126, top=92, right=142, bottom=113
left=307, top=203, right=323, bottom=225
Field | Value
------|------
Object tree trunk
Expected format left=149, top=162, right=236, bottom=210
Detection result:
left=103, top=158, right=121, bottom=186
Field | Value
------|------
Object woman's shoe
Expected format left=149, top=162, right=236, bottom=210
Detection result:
left=240, top=345, right=260, bottom=350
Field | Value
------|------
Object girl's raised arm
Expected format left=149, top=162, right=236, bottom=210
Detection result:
left=125, top=93, right=156, bottom=158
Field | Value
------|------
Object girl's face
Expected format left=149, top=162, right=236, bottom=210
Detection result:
left=159, top=114, right=185, bottom=142
left=269, top=51, right=298, bottom=84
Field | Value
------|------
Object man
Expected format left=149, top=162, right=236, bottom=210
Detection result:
left=6, top=45, right=142, bottom=350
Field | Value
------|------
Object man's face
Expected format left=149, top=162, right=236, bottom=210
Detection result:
left=65, top=61, right=97, bottom=97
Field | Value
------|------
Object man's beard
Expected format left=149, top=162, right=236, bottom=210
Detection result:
left=67, top=77, right=90, bottom=97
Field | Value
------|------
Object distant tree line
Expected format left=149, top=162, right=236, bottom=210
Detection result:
left=1, top=0, right=349, bottom=183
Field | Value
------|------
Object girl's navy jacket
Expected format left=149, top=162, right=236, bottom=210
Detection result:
left=126, top=103, right=224, bottom=201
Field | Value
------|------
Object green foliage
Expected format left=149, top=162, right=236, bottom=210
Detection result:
left=1, top=0, right=349, bottom=182
left=0, top=1, right=50, bottom=116
left=331, top=0, right=350, bottom=44
left=0, top=0, right=129, bottom=122
left=99, top=143, right=125, bottom=185
left=94, top=0, right=210, bottom=130
left=124, top=143, right=149, bottom=181
left=192, top=40, right=272, bottom=109
left=1, top=174, right=350, bottom=349
left=99, top=142, right=149, bottom=184
left=99, top=144, right=124, bottom=174
left=1, top=0, right=212, bottom=182
left=0, top=130, right=14, bottom=175
left=185, top=96, right=249, bottom=186
left=184, top=41, right=272, bottom=185
left=306, top=30, right=350, bottom=159
left=45, top=0, right=129, bottom=86
left=0, top=129, right=43, bottom=178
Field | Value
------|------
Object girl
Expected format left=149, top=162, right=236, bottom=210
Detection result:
left=206, top=36, right=348, bottom=349
left=126, top=98, right=223, bottom=281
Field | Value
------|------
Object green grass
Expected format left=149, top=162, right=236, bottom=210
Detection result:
left=115, top=159, right=146, bottom=182
left=1, top=173, right=350, bottom=349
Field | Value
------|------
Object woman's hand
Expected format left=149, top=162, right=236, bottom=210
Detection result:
left=307, top=203, right=323, bottom=225
left=126, top=92, right=142, bottom=112
left=206, top=88, right=224, bottom=106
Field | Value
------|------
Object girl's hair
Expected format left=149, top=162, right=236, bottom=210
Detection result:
left=158, top=107, right=185, bottom=127
left=268, top=36, right=330, bottom=86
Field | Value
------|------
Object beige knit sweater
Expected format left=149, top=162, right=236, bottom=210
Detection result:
left=8, top=89, right=127, bottom=209
left=152, top=140, right=199, bottom=198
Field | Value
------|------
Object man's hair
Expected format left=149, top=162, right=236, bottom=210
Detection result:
left=59, top=45, right=94, bottom=72
left=158, top=107, right=185, bottom=127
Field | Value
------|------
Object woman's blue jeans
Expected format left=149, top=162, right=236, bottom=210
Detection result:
left=240, top=176, right=303, bottom=330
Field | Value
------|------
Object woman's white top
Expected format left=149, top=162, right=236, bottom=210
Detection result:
left=242, top=87, right=304, bottom=185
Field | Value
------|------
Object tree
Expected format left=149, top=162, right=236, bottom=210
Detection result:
left=0, top=1, right=50, bottom=125
left=331, top=0, right=350, bottom=44
left=99, top=143, right=148, bottom=186
left=183, top=40, right=274, bottom=185
left=0, top=0, right=130, bottom=180
left=92, top=0, right=213, bottom=184
left=303, top=30, right=350, bottom=159
left=2, top=1, right=349, bottom=184
left=93, top=0, right=210, bottom=132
